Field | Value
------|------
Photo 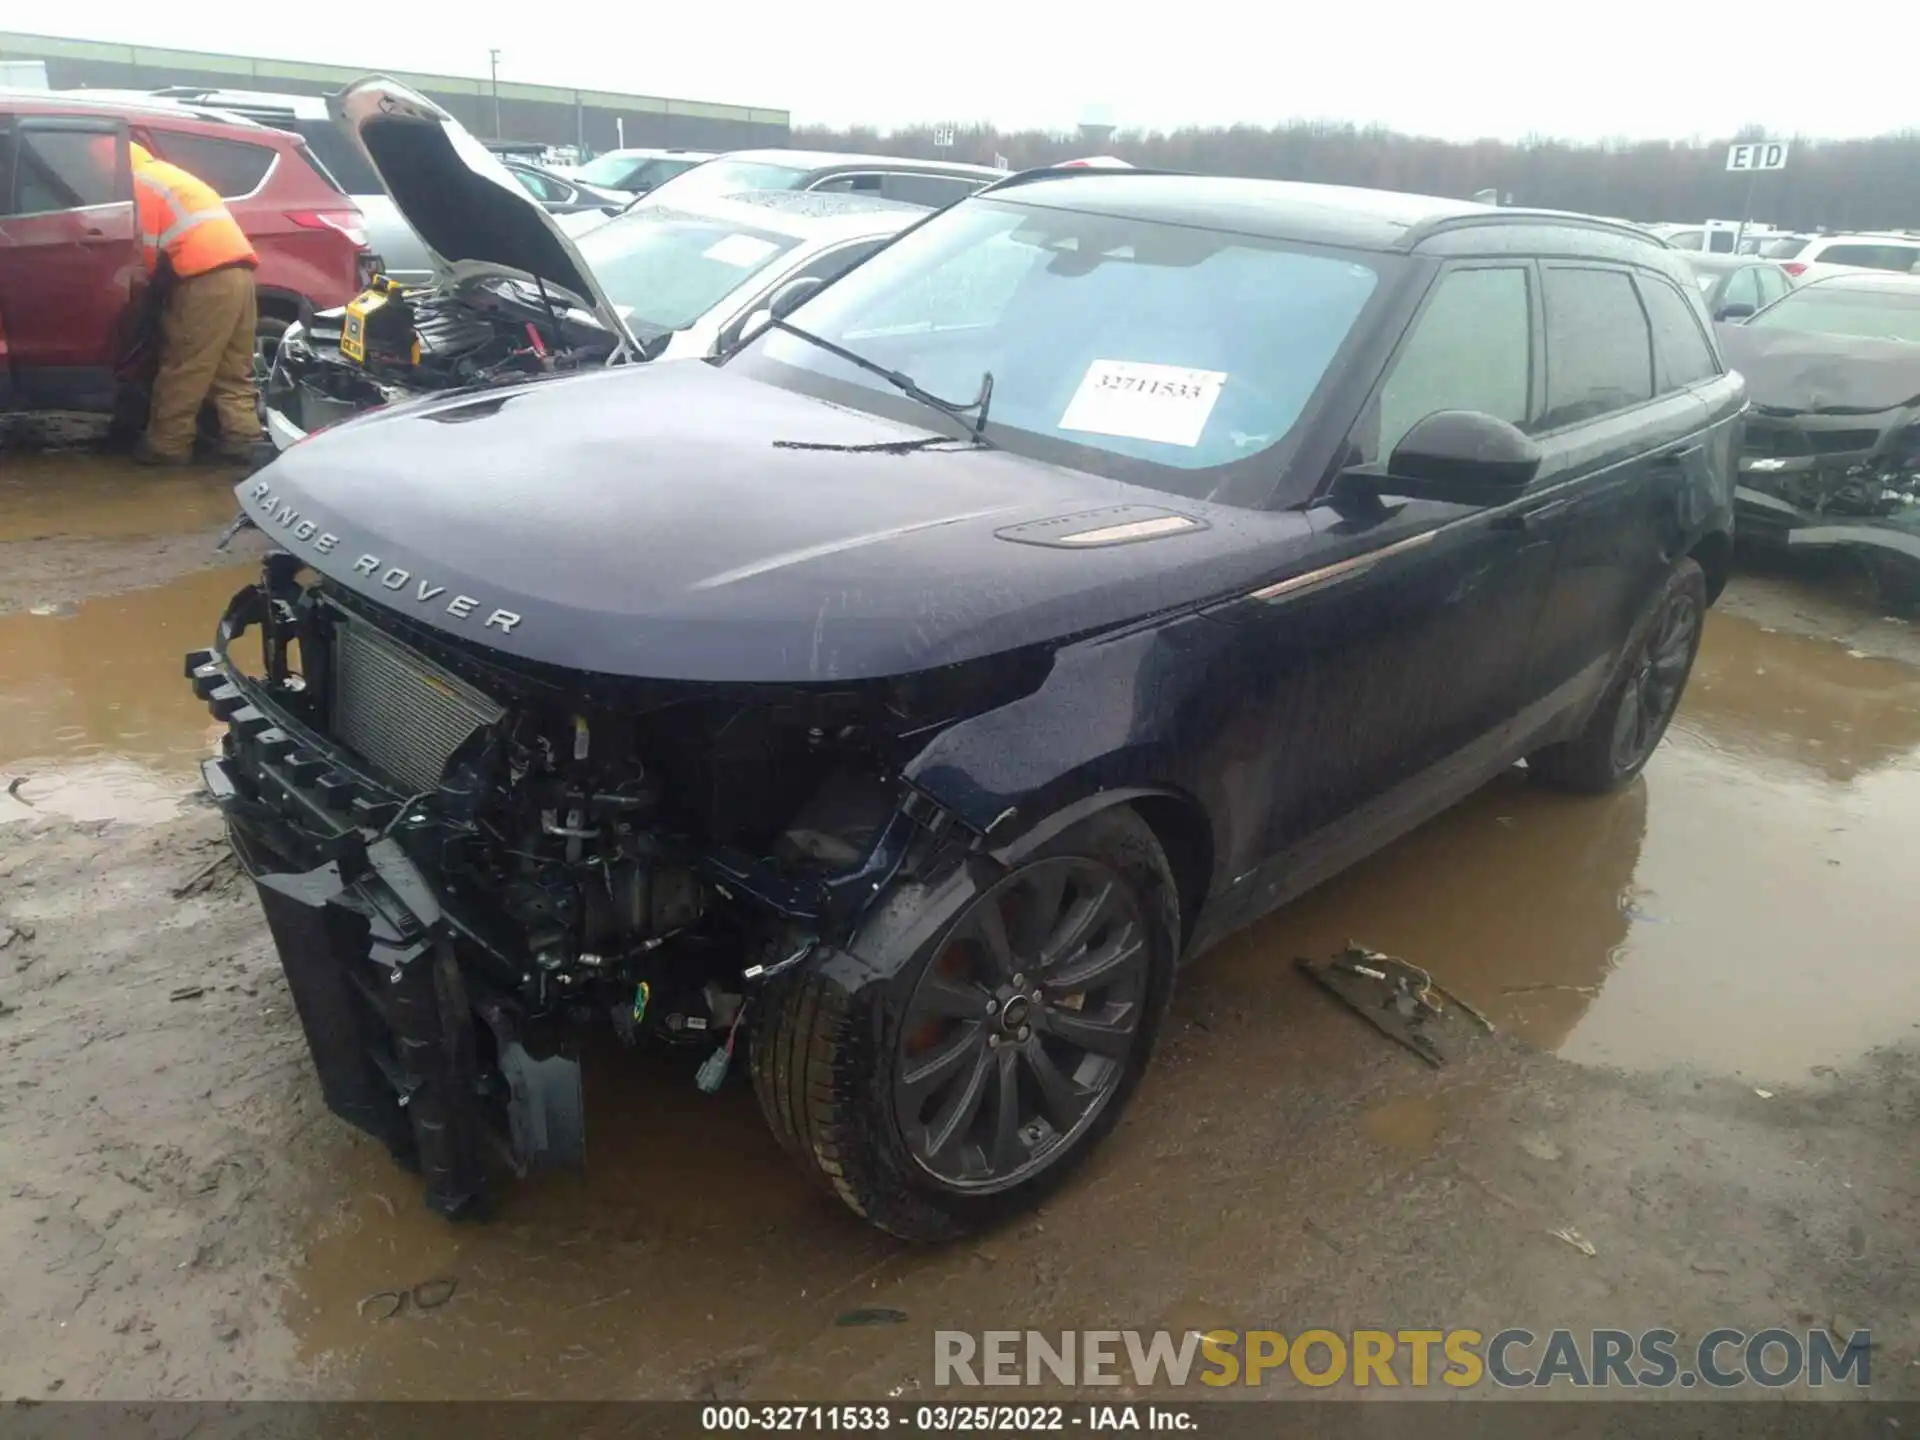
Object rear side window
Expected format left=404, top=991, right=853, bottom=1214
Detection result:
left=879, top=173, right=981, bottom=207
left=1757, top=267, right=1793, bottom=306
left=1814, top=243, right=1919, bottom=273
left=1719, top=266, right=1763, bottom=314
left=290, top=119, right=382, bottom=194
left=1541, top=267, right=1653, bottom=428
left=1638, top=275, right=1719, bottom=388
left=148, top=130, right=274, bottom=198
left=1373, top=266, right=1531, bottom=462
left=812, top=173, right=884, bottom=195
left=9, top=125, right=121, bottom=214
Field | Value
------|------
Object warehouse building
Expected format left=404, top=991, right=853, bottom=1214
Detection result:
left=0, top=30, right=790, bottom=153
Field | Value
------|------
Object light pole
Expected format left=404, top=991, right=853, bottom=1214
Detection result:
left=488, top=48, right=502, bottom=138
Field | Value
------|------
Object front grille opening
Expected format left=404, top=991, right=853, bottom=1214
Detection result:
left=328, top=613, right=505, bottom=792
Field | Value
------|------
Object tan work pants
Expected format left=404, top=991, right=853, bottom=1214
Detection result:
left=145, top=265, right=259, bottom=461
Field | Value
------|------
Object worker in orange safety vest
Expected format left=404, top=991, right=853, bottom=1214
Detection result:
left=129, top=141, right=262, bottom=465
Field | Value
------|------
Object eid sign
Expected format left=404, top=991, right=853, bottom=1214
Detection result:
left=1726, top=141, right=1789, bottom=173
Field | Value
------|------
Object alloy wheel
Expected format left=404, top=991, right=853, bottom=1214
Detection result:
left=894, top=856, right=1150, bottom=1191
left=1610, top=588, right=1700, bottom=773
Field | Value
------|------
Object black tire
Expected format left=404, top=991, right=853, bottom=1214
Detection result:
left=750, top=806, right=1179, bottom=1241
left=1529, top=557, right=1707, bottom=794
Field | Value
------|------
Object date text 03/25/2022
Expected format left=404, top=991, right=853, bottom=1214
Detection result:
left=700, top=1405, right=1193, bottom=1431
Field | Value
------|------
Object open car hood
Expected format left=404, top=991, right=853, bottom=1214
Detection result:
left=330, top=77, right=637, bottom=354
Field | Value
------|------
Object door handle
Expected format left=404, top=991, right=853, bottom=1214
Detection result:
left=1491, top=497, right=1575, bottom=532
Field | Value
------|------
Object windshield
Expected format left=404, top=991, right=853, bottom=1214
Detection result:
left=1748, top=284, right=1920, bottom=343
left=574, top=210, right=800, bottom=331
left=648, top=159, right=810, bottom=201
left=735, top=196, right=1387, bottom=501
left=574, top=151, right=645, bottom=188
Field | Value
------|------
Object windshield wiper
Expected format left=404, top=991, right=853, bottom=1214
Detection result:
left=769, top=317, right=995, bottom=446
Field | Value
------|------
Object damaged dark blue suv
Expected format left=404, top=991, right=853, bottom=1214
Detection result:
left=188, top=169, right=1741, bottom=1240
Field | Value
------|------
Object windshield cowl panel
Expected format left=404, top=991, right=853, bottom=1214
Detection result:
left=729, top=197, right=1394, bottom=508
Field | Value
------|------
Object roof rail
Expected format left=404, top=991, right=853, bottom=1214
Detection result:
left=1400, top=208, right=1673, bottom=252
left=976, top=164, right=1183, bottom=197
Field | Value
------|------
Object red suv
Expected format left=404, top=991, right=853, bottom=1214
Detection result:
left=0, top=90, right=368, bottom=441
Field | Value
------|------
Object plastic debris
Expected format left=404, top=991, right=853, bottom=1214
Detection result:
left=836, top=1307, right=910, bottom=1327
left=1550, top=1227, right=1597, bottom=1257
left=1754, top=1088, right=1775, bottom=1099
left=1296, top=944, right=1493, bottom=1067
left=167, top=986, right=205, bottom=1003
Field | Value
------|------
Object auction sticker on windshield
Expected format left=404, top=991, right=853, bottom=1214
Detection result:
left=704, top=234, right=782, bottom=267
left=1059, top=360, right=1228, bottom=447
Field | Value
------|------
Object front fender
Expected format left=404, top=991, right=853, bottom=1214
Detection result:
left=903, top=611, right=1235, bottom=898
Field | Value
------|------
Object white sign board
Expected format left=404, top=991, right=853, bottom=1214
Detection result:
left=1726, top=141, right=1789, bottom=173
left=932, top=125, right=956, bottom=148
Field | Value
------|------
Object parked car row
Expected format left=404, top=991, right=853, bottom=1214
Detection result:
left=185, top=78, right=1743, bottom=1243
left=0, top=77, right=1005, bottom=447
left=0, top=87, right=370, bottom=443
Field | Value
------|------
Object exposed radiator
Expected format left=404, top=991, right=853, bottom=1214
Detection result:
left=329, top=614, right=505, bottom=793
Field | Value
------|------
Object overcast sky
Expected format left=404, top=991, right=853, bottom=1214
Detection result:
left=42, top=5, right=1912, bottom=141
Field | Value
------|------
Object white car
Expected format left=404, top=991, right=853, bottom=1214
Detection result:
left=261, top=78, right=928, bottom=449
left=1753, top=232, right=1920, bottom=281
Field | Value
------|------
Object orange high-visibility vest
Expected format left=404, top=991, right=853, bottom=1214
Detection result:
left=130, top=142, right=257, bottom=278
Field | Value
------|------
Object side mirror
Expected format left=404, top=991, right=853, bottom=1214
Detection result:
left=732, top=275, right=826, bottom=349
left=1718, top=302, right=1755, bottom=321
left=1335, top=410, right=1543, bottom=511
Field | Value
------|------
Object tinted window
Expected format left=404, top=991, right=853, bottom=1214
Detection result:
left=1815, top=244, right=1919, bottom=274
left=1720, top=265, right=1762, bottom=314
left=1706, top=229, right=1736, bottom=254
left=1639, top=276, right=1718, bottom=388
left=1541, top=267, right=1653, bottom=428
left=148, top=130, right=274, bottom=197
left=510, top=166, right=560, bottom=201
left=1374, top=267, right=1531, bottom=462
left=289, top=119, right=381, bottom=193
left=811, top=173, right=884, bottom=194
left=10, top=125, right=120, bottom=214
left=879, top=174, right=980, bottom=207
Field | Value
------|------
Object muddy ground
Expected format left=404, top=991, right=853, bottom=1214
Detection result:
left=2, top=452, right=1918, bottom=1403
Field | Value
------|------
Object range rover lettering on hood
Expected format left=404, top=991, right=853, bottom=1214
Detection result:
left=246, top=478, right=524, bottom=633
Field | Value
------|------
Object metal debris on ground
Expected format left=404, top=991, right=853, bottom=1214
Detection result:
left=1295, top=944, right=1494, bottom=1067
left=1550, top=1226, right=1598, bottom=1257
left=171, top=850, right=239, bottom=900
left=167, top=986, right=206, bottom=1003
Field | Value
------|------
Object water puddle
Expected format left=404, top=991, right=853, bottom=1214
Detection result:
left=0, top=451, right=246, bottom=544
left=0, top=563, right=255, bottom=824
left=280, top=1042, right=899, bottom=1397
left=1219, top=609, right=1920, bottom=1083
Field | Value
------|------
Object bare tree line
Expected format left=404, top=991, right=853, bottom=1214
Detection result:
left=795, top=120, right=1920, bottom=231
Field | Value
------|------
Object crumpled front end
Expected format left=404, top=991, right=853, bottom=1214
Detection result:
left=186, top=555, right=1015, bottom=1216
left=1734, top=406, right=1920, bottom=573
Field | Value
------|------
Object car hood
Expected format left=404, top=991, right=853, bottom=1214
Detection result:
left=237, top=363, right=1286, bottom=684
left=1718, top=323, right=1920, bottom=414
left=331, top=77, right=635, bottom=352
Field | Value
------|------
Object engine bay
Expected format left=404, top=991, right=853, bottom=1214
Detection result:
left=270, top=278, right=627, bottom=428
